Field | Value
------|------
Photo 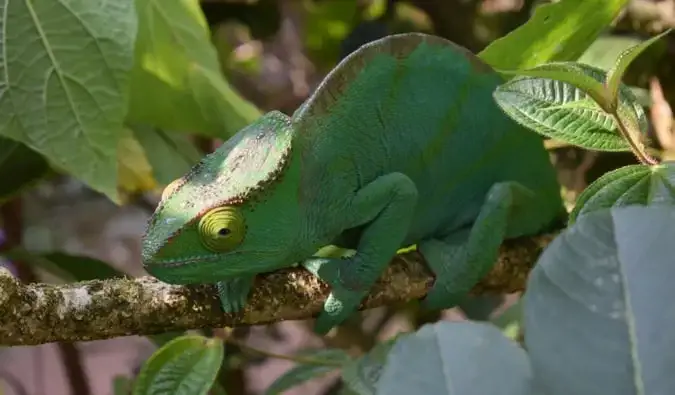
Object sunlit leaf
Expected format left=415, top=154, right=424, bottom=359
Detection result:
left=117, top=129, right=157, bottom=197
left=479, top=0, right=628, bottom=70
left=128, top=0, right=260, bottom=138
left=605, top=29, right=671, bottom=110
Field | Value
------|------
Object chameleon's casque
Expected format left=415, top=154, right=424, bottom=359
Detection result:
left=141, top=32, right=564, bottom=334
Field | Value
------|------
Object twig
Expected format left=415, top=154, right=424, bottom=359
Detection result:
left=0, top=232, right=556, bottom=346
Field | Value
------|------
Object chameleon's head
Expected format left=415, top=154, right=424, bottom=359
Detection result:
left=141, top=111, right=304, bottom=284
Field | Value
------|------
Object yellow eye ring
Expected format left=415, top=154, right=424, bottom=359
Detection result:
left=198, top=206, right=246, bottom=252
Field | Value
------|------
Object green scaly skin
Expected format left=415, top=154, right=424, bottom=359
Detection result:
left=141, top=33, right=564, bottom=335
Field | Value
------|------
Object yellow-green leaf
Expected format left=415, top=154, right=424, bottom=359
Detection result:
left=128, top=0, right=260, bottom=138
left=117, top=128, right=157, bottom=197
left=479, top=0, right=629, bottom=70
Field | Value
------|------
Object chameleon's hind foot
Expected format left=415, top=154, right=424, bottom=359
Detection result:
left=216, top=277, right=254, bottom=313
left=302, top=257, right=370, bottom=334
left=418, top=181, right=535, bottom=311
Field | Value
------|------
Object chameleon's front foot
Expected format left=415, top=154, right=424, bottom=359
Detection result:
left=215, top=277, right=254, bottom=313
left=302, top=257, right=370, bottom=334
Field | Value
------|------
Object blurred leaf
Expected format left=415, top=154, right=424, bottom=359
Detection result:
left=0, top=0, right=137, bottom=202
left=494, top=63, right=648, bottom=151
left=458, top=294, right=506, bottom=321
left=265, top=349, right=351, bottom=395
left=342, top=338, right=397, bottom=395
left=571, top=163, right=675, bottom=223
left=492, top=299, right=523, bottom=341
left=128, top=0, right=260, bottom=138
left=6, top=250, right=122, bottom=282
left=0, top=137, right=50, bottom=204
left=377, top=322, right=533, bottom=395
left=302, top=0, right=360, bottom=69
left=131, top=126, right=201, bottom=187
left=113, top=375, right=133, bottom=395
left=479, top=0, right=628, bottom=70
left=524, top=205, right=675, bottom=395
left=117, top=129, right=158, bottom=197
left=605, top=29, right=672, bottom=110
left=133, top=335, right=224, bottom=395
left=578, top=35, right=643, bottom=71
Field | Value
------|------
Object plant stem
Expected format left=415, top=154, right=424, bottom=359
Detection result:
left=611, top=112, right=658, bottom=165
left=215, top=328, right=345, bottom=367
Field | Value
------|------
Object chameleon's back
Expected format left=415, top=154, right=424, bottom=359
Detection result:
left=292, top=33, right=562, bottom=246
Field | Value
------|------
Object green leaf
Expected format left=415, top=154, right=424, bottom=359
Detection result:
left=0, top=137, right=50, bottom=203
left=265, top=349, right=352, bottom=395
left=578, top=35, right=643, bottom=71
left=605, top=29, right=672, bottom=110
left=571, top=162, right=675, bottom=223
left=458, top=294, right=506, bottom=321
left=132, top=335, right=224, bottom=395
left=112, top=375, right=133, bottom=395
left=496, top=62, right=610, bottom=110
left=128, top=0, right=260, bottom=138
left=493, top=63, right=648, bottom=151
left=131, top=126, right=201, bottom=186
left=3, top=250, right=122, bottom=282
left=376, top=322, right=533, bottom=395
left=0, top=0, right=137, bottom=202
left=524, top=205, right=675, bottom=395
left=478, top=0, right=628, bottom=70
left=341, top=338, right=397, bottom=395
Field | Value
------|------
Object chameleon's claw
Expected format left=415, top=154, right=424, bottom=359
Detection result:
left=216, top=278, right=253, bottom=314
left=302, top=257, right=368, bottom=292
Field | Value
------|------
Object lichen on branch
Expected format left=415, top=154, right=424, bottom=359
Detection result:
left=0, top=232, right=555, bottom=346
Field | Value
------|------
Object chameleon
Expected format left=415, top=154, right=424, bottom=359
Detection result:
left=141, top=32, right=564, bottom=335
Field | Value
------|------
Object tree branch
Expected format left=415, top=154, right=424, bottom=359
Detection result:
left=0, top=232, right=556, bottom=346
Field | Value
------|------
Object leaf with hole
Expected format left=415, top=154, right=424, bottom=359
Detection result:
left=0, top=137, right=50, bottom=204
left=479, top=0, right=628, bottom=70
left=493, top=63, right=648, bottom=151
left=376, top=322, right=533, bottom=395
left=132, top=335, right=224, bottom=395
left=524, top=205, right=675, bottom=395
left=265, top=349, right=351, bottom=395
left=0, top=0, right=136, bottom=202
left=571, top=162, right=675, bottom=223
left=606, top=29, right=671, bottom=110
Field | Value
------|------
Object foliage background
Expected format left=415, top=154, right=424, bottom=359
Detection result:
left=0, top=0, right=673, bottom=394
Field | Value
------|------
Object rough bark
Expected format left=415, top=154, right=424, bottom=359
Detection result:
left=0, top=232, right=555, bottom=346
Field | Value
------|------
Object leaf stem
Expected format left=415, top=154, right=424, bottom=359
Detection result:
left=214, top=328, right=346, bottom=367
left=611, top=112, right=658, bottom=166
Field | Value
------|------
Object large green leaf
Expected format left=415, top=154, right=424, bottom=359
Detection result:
left=479, top=0, right=628, bottom=69
left=524, top=206, right=675, bottom=395
left=578, top=35, right=643, bottom=71
left=493, top=63, right=648, bottom=151
left=571, top=163, right=675, bottom=223
left=0, top=0, right=137, bottom=202
left=376, top=322, right=533, bottom=395
left=0, top=137, right=50, bottom=203
left=128, top=0, right=260, bottom=138
left=131, top=126, right=201, bottom=186
left=132, top=335, right=224, bottom=395
left=265, top=349, right=352, bottom=395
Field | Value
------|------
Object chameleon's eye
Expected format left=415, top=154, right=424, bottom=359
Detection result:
left=198, top=207, right=246, bottom=252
